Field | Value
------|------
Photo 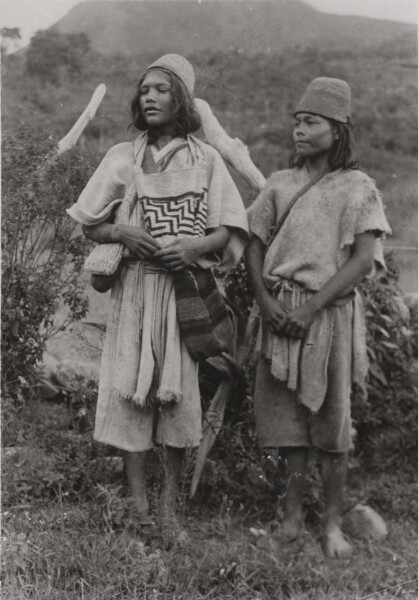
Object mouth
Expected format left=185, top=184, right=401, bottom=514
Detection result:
left=144, top=107, right=161, bottom=115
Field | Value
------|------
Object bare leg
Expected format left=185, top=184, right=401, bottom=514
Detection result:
left=159, top=446, right=188, bottom=544
left=279, top=446, right=309, bottom=542
left=320, top=450, right=352, bottom=558
left=160, top=446, right=185, bottom=508
left=124, top=451, right=149, bottom=516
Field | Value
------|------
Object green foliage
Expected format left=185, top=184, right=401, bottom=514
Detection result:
left=26, top=30, right=91, bottom=85
left=353, top=255, right=417, bottom=471
left=1, top=126, right=93, bottom=400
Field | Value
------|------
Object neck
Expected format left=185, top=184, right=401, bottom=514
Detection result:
left=305, top=153, right=330, bottom=178
left=148, top=124, right=179, bottom=149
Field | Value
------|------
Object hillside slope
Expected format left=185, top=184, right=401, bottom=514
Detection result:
left=53, top=0, right=416, bottom=56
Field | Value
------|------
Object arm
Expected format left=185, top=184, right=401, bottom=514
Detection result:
left=279, top=232, right=376, bottom=339
left=83, top=222, right=161, bottom=293
left=153, top=226, right=231, bottom=271
left=83, top=222, right=160, bottom=258
left=244, top=234, right=288, bottom=332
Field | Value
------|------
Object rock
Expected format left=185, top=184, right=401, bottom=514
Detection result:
left=249, top=527, right=268, bottom=537
left=54, top=359, right=99, bottom=389
left=37, top=276, right=107, bottom=398
left=3, top=447, right=22, bottom=461
left=404, top=293, right=418, bottom=310
left=39, top=353, right=100, bottom=399
left=343, top=504, right=388, bottom=540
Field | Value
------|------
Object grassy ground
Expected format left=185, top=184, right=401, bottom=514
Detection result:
left=2, top=501, right=417, bottom=600
left=2, top=399, right=417, bottom=600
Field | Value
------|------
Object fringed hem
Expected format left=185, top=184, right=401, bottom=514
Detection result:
left=157, top=389, right=183, bottom=404
left=110, top=386, right=182, bottom=410
left=110, top=387, right=147, bottom=410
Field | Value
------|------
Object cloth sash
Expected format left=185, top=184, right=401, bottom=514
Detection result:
left=256, top=278, right=368, bottom=413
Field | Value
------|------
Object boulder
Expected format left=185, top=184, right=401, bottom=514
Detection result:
left=404, top=292, right=418, bottom=310
left=54, top=358, right=100, bottom=389
left=343, top=504, right=388, bottom=540
left=38, top=280, right=107, bottom=396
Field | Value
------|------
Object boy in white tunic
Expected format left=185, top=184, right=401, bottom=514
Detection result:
left=246, top=78, right=391, bottom=557
left=67, top=54, right=249, bottom=539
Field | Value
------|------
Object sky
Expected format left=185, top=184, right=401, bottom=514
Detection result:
left=1, top=0, right=417, bottom=46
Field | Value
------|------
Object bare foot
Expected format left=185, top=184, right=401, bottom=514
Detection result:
left=158, top=492, right=189, bottom=547
left=323, top=525, right=352, bottom=558
left=282, top=514, right=304, bottom=543
left=129, top=495, right=149, bottom=516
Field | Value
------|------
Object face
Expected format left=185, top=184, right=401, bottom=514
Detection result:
left=293, top=113, right=337, bottom=158
left=139, top=69, right=174, bottom=129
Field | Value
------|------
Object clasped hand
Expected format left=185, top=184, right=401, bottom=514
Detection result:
left=118, top=225, right=161, bottom=259
left=154, top=238, right=204, bottom=270
left=277, top=302, right=318, bottom=339
left=119, top=226, right=204, bottom=269
left=259, top=293, right=317, bottom=339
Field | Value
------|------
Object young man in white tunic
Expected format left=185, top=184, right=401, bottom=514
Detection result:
left=67, top=54, right=249, bottom=540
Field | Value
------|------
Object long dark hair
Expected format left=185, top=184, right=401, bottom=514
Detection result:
left=289, top=117, right=358, bottom=171
left=130, top=68, right=201, bottom=136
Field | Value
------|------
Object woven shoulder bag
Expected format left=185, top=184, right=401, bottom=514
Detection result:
left=83, top=187, right=136, bottom=276
left=173, top=267, right=233, bottom=362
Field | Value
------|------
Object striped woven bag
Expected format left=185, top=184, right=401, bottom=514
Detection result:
left=173, top=267, right=233, bottom=361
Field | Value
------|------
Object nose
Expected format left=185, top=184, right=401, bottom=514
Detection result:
left=144, top=88, right=157, bottom=103
left=294, top=123, right=306, bottom=138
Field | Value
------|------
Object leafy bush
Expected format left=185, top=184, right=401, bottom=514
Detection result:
left=353, top=254, right=417, bottom=471
left=1, top=126, right=93, bottom=402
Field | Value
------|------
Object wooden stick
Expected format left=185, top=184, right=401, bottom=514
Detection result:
left=57, top=84, right=107, bottom=155
left=195, top=98, right=266, bottom=192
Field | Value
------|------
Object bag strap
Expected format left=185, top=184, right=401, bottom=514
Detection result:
left=268, top=168, right=330, bottom=246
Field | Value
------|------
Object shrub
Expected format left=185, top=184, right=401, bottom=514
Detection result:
left=1, top=126, right=93, bottom=402
left=353, top=254, right=417, bottom=471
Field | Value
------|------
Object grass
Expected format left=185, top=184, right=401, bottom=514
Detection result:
left=2, top=496, right=417, bottom=599
left=2, top=399, right=417, bottom=600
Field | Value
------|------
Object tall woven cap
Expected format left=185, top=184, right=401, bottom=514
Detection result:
left=295, top=77, right=351, bottom=123
left=147, top=54, right=195, bottom=96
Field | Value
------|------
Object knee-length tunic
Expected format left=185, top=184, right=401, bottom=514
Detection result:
left=248, top=167, right=391, bottom=451
left=67, top=134, right=248, bottom=451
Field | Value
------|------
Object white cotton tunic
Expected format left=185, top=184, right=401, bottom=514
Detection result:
left=67, top=134, right=249, bottom=451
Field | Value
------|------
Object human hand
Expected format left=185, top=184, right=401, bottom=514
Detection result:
left=116, top=225, right=160, bottom=259
left=258, top=292, right=288, bottom=334
left=277, top=301, right=318, bottom=339
left=154, top=237, right=205, bottom=271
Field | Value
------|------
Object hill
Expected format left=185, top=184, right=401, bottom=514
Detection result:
left=52, top=0, right=417, bottom=56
